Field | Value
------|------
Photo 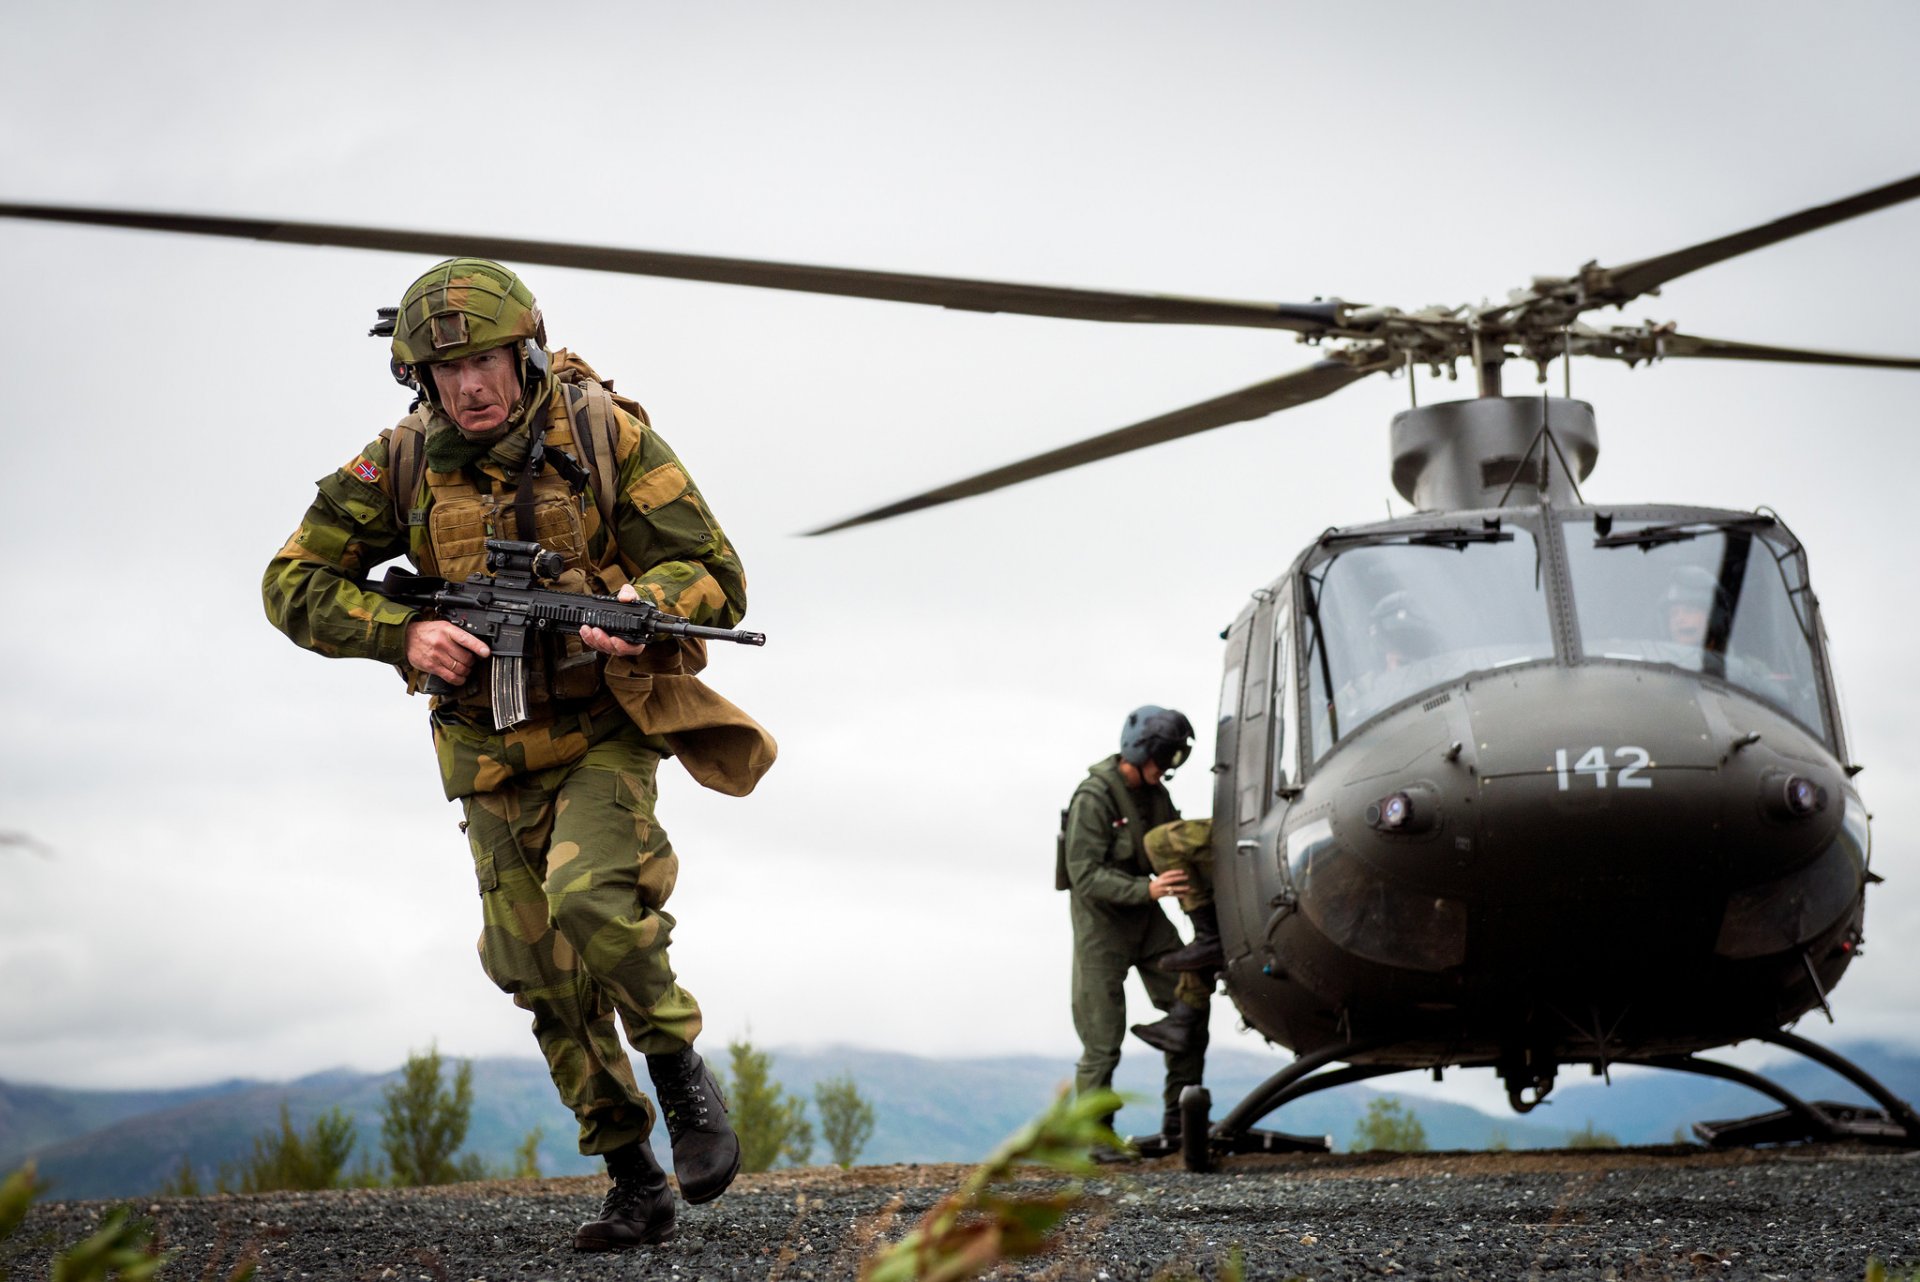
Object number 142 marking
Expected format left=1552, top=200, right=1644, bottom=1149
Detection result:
left=1555, top=746, right=1653, bottom=791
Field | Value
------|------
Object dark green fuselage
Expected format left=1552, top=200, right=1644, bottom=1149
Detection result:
left=1212, top=500, right=1867, bottom=1074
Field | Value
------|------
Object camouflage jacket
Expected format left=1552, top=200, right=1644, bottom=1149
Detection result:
left=1063, top=755, right=1180, bottom=915
left=263, top=352, right=752, bottom=799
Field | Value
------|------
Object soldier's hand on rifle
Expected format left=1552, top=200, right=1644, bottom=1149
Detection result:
left=579, top=583, right=651, bottom=657
left=406, top=619, right=491, bottom=684
left=1149, top=869, right=1190, bottom=900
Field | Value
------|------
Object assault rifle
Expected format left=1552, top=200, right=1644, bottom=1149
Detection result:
left=372, top=538, right=766, bottom=730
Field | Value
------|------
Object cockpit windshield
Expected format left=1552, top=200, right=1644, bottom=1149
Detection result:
left=1562, top=516, right=1827, bottom=738
left=1303, top=527, right=1554, bottom=761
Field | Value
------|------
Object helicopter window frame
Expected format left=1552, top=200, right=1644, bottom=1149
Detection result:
left=1298, top=515, right=1559, bottom=770
left=1236, top=599, right=1276, bottom=828
left=1559, top=507, right=1840, bottom=752
left=1272, top=595, right=1299, bottom=798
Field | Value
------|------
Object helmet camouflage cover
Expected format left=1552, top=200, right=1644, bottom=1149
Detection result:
left=390, top=257, right=544, bottom=366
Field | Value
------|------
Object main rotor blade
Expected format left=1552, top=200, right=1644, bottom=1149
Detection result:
left=0, top=201, right=1344, bottom=333
left=1653, top=331, right=1920, bottom=370
left=805, top=356, right=1388, bottom=535
left=1596, top=172, right=1920, bottom=304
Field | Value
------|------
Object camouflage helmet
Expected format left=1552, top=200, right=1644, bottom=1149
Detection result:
left=389, top=257, right=546, bottom=367
left=1120, top=705, right=1194, bottom=771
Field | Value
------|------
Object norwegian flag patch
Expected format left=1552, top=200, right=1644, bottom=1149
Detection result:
left=351, top=457, right=383, bottom=484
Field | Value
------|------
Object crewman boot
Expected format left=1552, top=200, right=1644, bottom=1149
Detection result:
left=1155, top=904, right=1224, bottom=974
left=1127, top=1105, right=1185, bottom=1159
left=574, top=1139, right=675, bottom=1250
left=646, top=1047, right=742, bottom=1204
left=1088, top=1112, right=1137, bottom=1164
left=1130, top=1000, right=1209, bottom=1055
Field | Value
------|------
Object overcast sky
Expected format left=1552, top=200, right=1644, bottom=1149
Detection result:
left=2, top=2, right=1916, bottom=1120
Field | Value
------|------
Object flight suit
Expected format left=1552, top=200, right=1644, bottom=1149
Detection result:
left=1063, top=755, right=1208, bottom=1113
left=264, top=351, right=764, bottom=1157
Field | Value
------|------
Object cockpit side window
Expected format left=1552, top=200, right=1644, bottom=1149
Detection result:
left=1563, top=517, right=1829, bottom=740
left=1303, top=530, right=1554, bottom=762
left=1273, top=601, right=1297, bottom=796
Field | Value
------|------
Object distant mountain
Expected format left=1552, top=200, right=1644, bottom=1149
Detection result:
left=13, top=1062, right=599, bottom=1201
left=9, top=1041, right=1914, bottom=1200
left=0, top=1078, right=260, bottom=1169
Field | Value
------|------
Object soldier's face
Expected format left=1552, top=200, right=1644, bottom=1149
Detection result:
left=429, top=345, right=522, bottom=435
left=1669, top=602, right=1709, bottom=646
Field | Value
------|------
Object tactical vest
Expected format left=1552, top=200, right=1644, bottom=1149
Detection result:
left=381, top=367, right=640, bottom=721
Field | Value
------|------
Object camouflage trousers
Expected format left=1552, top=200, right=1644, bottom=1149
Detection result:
left=1069, top=908, right=1209, bottom=1113
left=460, top=725, right=700, bottom=1155
left=1145, top=818, right=1218, bottom=1013
left=1144, top=818, right=1215, bottom=913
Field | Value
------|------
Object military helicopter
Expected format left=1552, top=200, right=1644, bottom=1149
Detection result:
left=7, top=171, right=1919, bottom=1165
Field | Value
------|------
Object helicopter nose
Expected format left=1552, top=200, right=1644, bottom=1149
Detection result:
left=1467, top=665, right=1726, bottom=896
left=1450, top=664, right=1854, bottom=974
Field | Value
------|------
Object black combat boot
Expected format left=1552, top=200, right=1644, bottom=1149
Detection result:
left=1130, top=1000, right=1208, bottom=1055
left=1127, top=1105, right=1185, bottom=1159
left=1088, top=1112, right=1137, bottom=1164
left=574, top=1139, right=675, bottom=1251
left=1155, top=904, right=1224, bottom=974
left=646, top=1047, right=742, bottom=1204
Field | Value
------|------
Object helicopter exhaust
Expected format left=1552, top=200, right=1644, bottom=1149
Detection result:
left=1391, top=396, right=1599, bottom=512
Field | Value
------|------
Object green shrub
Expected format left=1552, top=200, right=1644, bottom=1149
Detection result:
left=816, top=1074, right=877, bottom=1168
left=1351, top=1097, right=1428, bottom=1152
left=380, top=1044, right=476, bottom=1186
left=219, top=1103, right=356, bottom=1193
left=719, top=1041, right=813, bottom=1171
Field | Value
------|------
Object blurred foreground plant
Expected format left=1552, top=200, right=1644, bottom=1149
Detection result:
left=2, top=1160, right=182, bottom=1282
left=859, top=1087, right=1124, bottom=1282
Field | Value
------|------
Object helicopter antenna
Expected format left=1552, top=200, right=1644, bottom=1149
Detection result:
left=1800, top=951, right=1836, bottom=1023
left=1543, top=420, right=1588, bottom=506
left=1492, top=396, right=1589, bottom=509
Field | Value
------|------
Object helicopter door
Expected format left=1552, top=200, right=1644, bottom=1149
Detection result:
left=1211, top=616, right=1251, bottom=840
left=1235, top=601, right=1276, bottom=827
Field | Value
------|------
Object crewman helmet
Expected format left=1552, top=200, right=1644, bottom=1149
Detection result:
left=1368, top=591, right=1440, bottom=660
left=1120, top=705, right=1195, bottom=772
left=1662, top=564, right=1730, bottom=609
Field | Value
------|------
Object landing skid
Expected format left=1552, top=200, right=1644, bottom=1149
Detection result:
left=1654, top=1029, right=1920, bottom=1148
left=1128, top=1087, right=1330, bottom=1169
left=1175, top=1028, right=1920, bottom=1171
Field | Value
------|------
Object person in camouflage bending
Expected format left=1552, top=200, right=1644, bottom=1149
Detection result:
left=263, top=259, right=774, bottom=1251
left=1060, top=706, right=1211, bottom=1155
left=1129, top=816, right=1222, bottom=1052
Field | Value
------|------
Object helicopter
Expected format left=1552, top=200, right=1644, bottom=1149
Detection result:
left=6, top=171, right=1919, bottom=1167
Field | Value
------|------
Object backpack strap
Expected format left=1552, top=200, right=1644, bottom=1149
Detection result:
left=385, top=414, right=429, bottom=529
left=563, top=380, right=623, bottom=537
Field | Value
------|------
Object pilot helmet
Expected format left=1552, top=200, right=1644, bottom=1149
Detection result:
left=1367, top=591, right=1440, bottom=659
left=1120, top=705, right=1194, bottom=772
left=1662, top=564, right=1730, bottom=609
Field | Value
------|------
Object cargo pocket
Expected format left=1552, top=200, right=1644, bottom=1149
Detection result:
left=468, top=829, right=500, bottom=893
left=612, top=771, right=654, bottom=847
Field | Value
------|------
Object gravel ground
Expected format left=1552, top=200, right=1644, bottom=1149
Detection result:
left=8, top=1144, right=1916, bottom=1281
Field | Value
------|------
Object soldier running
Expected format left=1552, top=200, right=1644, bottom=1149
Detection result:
left=264, top=259, right=774, bottom=1249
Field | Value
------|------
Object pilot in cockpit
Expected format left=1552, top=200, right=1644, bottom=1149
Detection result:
left=1351, top=590, right=1442, bottom=719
